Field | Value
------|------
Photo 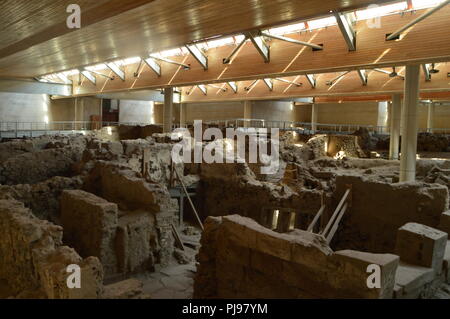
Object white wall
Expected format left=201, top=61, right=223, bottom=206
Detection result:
left=0, top=92, right=50, bottom=126
left=185, top=101, right=244, bottom=121
left=251, top=100, right=294, bottom=122
left=119, top=100, right=155, bottom=124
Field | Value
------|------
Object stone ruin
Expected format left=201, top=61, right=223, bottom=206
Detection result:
left=0, top=127, right=449, bottom=299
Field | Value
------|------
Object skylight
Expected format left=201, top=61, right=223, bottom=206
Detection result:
left=115, top=57, right=141, bottom=66
left=85, top=64, right=107, bottom=71
left=157, top=47, right=189, bottom=58
left=356, top=2, right=408, bottom=20
left=265, top=22, right=306, bottom=35
left=412, top=0, right=446, bottom=9
left=307, top=16, right=337, bottom=30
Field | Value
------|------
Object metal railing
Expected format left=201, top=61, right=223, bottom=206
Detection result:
left=191, top=118, right=390, bottom=134
left=0, top=121, right=159, bottom=138
left=3, top=120, right=449, bottom=139
left=193, top=119, right=450, bottom=135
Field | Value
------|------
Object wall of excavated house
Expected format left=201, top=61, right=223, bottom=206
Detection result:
left=198, top=162, right=323, bottom=229
left=0, top=176, right=83, bottom=222
left=0, top=135, right=87, bottom=185
left=195, top=215, right=399, bottom=298
left=0, top=199, right=103, bottom=299
left=76, top=162, right=178, bottom=275
left=331, top=175, right=449, bottom=253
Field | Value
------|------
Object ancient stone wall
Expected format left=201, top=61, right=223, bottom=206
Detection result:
left=83, top=162, right=178, bottom=268
left=0, top=176, right=83, bottom=222
left=0, top=199, right=103, bottom=298
left=61, top=190, right=119, bottom=275
left=199, top=162, right=322, bottom=228
left=194, top=215, right=399, bottom=298
left=332, top=175, right=449, bottom=253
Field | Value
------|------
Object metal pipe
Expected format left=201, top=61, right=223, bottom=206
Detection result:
left=373, top=68, right=405, bottom=79
left=223, top=36, right=248, bottom=64
left=261, top=32, right=323, bottom=50
left=87, top=70, right=114, bottom=80
left=274, top=78, right=302, bottom=87
left=150, top=55, right=190, bottom=70
left=244, top=79, right=259, bottom=91
left=326, top=71, right=350, bottom=85
left=133, top=58, right=144, bottom=77
left=387, top=0, right=450, bottom=40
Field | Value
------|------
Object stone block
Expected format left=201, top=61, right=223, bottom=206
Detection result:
left=394, top=262, right=434, bottom=299
left=333, top=250, right=399, bottom=298
left=395, top=223, right=448, bottom=273
left=439, top=211, right=450, bottom=234
left=103, top=278, right=144, bottom=299
left=116, top=211, right=154, bottom=273
left=61, top=190, right=118, bottom=275
left=444, top=241, right=450, bottom=284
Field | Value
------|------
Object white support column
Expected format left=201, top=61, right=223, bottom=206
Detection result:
left=180, top=103, right=187, bottom=127
left=399, top=65, right=420, bottom=182
left=311, top=103, right=318, bottom=133
left=389, top=94, right=402, bottom=160
left=243, top=100, right=252, bottom=128
left=377, top=101, right=388, bottom=133
left=427, top=103, right=435, bottom=133
left=163, top=87, right=174, bottom=133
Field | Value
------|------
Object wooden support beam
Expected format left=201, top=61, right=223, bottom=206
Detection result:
left=321, top=188, right=350, bottom=237
left=174, top=168, right=204, bottom=231
left=307, top=205, right=325, bottom=232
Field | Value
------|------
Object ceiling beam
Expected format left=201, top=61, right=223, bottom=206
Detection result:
left=198, top=84, right=207, bottom=95
left=106, top=62, right=125, bottom=81
left=80, top=70, right=96, bottom=85
left=422, top=64, right=431, bottom=81
left=386, top=0, right=450, bottom=41
left=143, top=57, right=162, bottom=77
left=263, top=78, right=273, bottom=91
left=333, top=11, right=356, bottom=51
left=356, top=69, right=367, bottom=85
left=186, top=44, right=208, bottom=70
left=305, top=74, right=316, bottom=88
left=228, top=81, right=238, bottom=93
left=261, top=32, right=323, bottom=50
left=149, top=55, right=190, bottom=70
left=247, top=31, right=270, bottom=63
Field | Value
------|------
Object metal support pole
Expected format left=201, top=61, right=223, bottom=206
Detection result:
left=427, top=102, right=435, bottom=133
left=399, top=65, right=420, bottom=182
left=260, top=32, right=323, bottom=50
left=163, top=88, right=174, bottom=133
left=223, top=36, right=248, bottom=64
left=389, top=94, right=402, bottom=160
left=387, top=0, right=450, bottom=40
left=311, top=104, right=318, bottom=133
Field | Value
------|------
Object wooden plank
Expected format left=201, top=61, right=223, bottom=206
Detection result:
left=307, top=205, right=325, bottom=232
left=171, top=223, right=185, bottom=251
left=321, top=188, right=350, bottom=236
left=326, top=202, right=348, bottom=244
left=174, top=168, right=204, bottom=231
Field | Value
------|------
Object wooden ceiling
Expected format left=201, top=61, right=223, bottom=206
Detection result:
left=69, top=8, right=450, bottom=99
left=0, top=0, right=393, bottom=78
